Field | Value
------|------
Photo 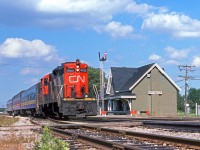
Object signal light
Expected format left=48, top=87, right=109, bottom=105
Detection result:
left=76, top=59, right=80, bottom=65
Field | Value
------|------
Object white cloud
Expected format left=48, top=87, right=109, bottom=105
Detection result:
left=0, top=0, right=155, bottom=31
left=20, top=67, right=41, bottom=75
left=37, top=0, right=129, bottom=14
left=0, top=38, right=63, bottom=76
left=125, top=1, right=153, bottom=15
left=192, top=56, right=200, bottom=67
left=0, top=38, right=56, bottom=59
left=165, top=60, right=179, bottom=65
left=24, top=78, right=41, bottom=84
left=95, top=21, right=134, bottom=38
left=142, top=12, right=200, bottom=38
left=164, top=46, right=189, bottom=59
left=148, top=54, right=162, bottom=61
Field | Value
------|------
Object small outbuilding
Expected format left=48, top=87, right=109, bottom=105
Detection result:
left=104, top=63, right=181, bottom=116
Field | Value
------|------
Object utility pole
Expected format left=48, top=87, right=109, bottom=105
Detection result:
left=178, top=65, right=195, bottom=115
left=98, top=52, right=107, bottom=111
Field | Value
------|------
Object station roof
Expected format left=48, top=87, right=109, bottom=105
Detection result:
left=106, top=63, right=181, bottom=97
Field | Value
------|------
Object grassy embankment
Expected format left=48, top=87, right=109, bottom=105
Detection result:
left=0, top=115, right=19, bottom=126
left=0, top=116, right=37, bottom=150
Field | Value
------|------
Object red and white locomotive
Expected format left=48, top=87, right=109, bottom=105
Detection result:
left=7, top=59, right=97, bottom=118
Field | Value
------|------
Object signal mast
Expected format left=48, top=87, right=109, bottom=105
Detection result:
left=98, top=52, right=107, bottom=112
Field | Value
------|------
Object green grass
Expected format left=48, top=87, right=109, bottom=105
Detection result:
left=0, top=116, right=19, bottom=126
left=177, top=111, right=198, bottom=117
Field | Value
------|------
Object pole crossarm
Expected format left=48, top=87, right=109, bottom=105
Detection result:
left=178, top=65, right=196, bottom=115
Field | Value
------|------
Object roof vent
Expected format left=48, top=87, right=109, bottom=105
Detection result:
left=147, top=74, right=151, bottom=78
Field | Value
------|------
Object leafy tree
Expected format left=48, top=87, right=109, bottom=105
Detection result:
left=88, top=66, right=107, bottom=98
left=177, top=93, right=184, bottom=112
left=88, top=66, right=100, bottom=98
left=188, top=88, right=200, bottom=113
left=0, top=108, right=5, bottom=112
left=34, top=126, right=69, bottom=150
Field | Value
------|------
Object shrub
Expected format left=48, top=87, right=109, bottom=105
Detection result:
left=34, top=126, right=69, bottom=150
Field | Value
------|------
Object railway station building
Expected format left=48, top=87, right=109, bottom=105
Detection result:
left=104, top=63, right=181, bottom=116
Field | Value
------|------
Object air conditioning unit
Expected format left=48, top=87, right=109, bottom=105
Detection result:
left=147, top=74, right=151, bottom=78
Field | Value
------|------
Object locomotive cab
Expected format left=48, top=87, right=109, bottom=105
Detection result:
left=37, top=59, right=97, bottom=118
left=64, top=59, right=88, bottom=99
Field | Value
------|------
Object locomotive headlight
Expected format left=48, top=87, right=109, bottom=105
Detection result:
left=76, top=68, right=80, bottom=72
left=76, top=65, right=79, bottom=68
left=85, top=94, right=88, bottom=98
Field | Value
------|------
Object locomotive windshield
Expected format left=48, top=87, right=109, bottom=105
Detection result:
left=66, top=68, right=75, bottom=72
left=80, top=68, right=87, bottom=72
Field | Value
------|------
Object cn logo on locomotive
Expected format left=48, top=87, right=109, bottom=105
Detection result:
left=69, top=75, right=85, bottom=83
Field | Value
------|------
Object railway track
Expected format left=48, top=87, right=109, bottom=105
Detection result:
left=86, top=115, right=200, bottom=122
left=0, top=125, right=41, bottom=131
left=31, top=118, right=200, bottom=149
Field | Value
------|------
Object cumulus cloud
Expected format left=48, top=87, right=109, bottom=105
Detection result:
left=20, top=67, right=41, bottom=75
left=0, top=38, right=56, bottom=59
left=0, top=0, right=129, bottom=28
left=37, top=0, right=129, bottom=14
left=142, top=12, right=200, bottom=38
left=125, top=1, right=155, bottom=15
left=95, top=21, right=134, bottom=38
left=148, top=54, right=162, bottom=61
left=24, top=78, right=41, bottom=84
left=165, top=60, right=179, bottom=65
left=0, top=0, right=155, bottom=31
left=0, top=38, right=63, bottom=76
left=164, top=46, right=189, bottom=59
left=192, top=56, right=200, bottom=67
left=148, top=47, right=192, bottom=66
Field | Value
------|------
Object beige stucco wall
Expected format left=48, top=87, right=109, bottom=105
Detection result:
left=131, top=67, right=178, bottom=116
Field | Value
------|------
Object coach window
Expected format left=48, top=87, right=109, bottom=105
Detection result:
left=33, top=94, right=36, bottom=100
left=66, top=68, right=75, bottom=73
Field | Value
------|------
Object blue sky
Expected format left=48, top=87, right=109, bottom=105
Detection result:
left=1, top=0, right=200, bottom=107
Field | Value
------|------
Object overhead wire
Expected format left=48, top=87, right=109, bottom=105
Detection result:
left=0, top=62, right=54, bottom=69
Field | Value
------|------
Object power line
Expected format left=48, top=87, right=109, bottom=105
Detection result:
left=178, top=65, right=198, bottom=115
left=0, top=62, right=53, bottom=69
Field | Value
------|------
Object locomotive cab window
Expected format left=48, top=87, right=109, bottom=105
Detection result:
left=80, top=68, right=87, bottom=72
left=44, top=78, right=48, bottom=85
left=66, top=68, right=75, bottom=72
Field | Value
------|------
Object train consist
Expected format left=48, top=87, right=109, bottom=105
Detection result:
left=7, top=59, right=97, bottom=118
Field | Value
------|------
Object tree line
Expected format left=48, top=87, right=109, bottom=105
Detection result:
left=178, top=88, right=200, bottom=113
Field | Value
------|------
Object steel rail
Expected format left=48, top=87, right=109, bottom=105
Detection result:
left=143, top=120, right=200, bottom=128
left=32, top=118, right=200, bottom=149
left=82, top=125, right=200, bottom=149
left=51, top=127, right=144, bottom=150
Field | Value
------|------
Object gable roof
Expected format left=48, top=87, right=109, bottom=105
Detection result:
left=120, top=63, right=154, bottom=91
left=111, top=67, right=137, bottom=92
left=129, top=63, right=181, bottom=91
left=107, top=63, right=181, bottom=94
